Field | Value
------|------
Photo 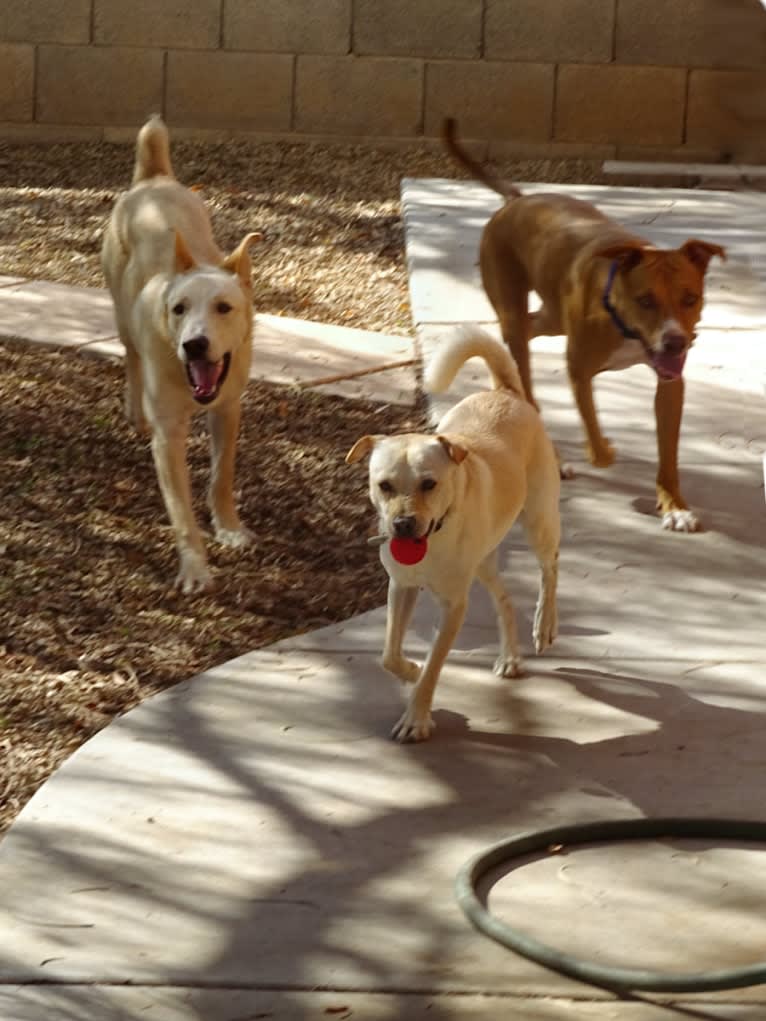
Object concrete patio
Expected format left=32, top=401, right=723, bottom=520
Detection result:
left=0, top=180, right=765, bottom=1020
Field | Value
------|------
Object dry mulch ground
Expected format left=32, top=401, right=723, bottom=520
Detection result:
left=0, top=133, right=613, bottom=835
left=0, top=339, right=423, bottom=833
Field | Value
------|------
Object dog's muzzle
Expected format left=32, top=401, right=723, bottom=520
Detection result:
left=651, top=330, right=690, bottom=382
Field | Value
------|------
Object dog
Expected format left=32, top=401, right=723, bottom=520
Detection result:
left=346, top=326, right=560, bottom=742
left=102, top=115, right=259, bottom=593
left=443, top=118, right=726, bottom=532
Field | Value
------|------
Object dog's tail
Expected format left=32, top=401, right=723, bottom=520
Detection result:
left=442, top=118, right=522, bottom=200
left=424, top=325, right=524, bottom=397
left=132, top=114, right=174, bottom=185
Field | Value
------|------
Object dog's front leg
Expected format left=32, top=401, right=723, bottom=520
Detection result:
left=382, top=581, right=420, bottom=684
left=151, top=416, right=211, bottom=593
left=655, top=377, right=699, bottom=532
left=391, top=595, right=467, bottom=743
left=207, top=399, right=251, bottom=547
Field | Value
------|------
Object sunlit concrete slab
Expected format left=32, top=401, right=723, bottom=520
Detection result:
left=252, top=312, right=415, bottom=404
left=4, top=635, right=766, bottom=1002
left=0, top=280, right=119, bottom=347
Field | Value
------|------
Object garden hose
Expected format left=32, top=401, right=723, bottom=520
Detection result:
left=456, top=817, right=766, bottom=994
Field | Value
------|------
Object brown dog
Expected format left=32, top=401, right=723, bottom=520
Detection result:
left=444, top=119, right=725, bottom=532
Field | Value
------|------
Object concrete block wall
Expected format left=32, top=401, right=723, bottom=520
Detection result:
left=1, top=0, right=765, bottom=159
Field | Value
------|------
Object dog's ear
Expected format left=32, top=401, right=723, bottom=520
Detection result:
left=223, top=232, right=262, bottom=288
left=175, top=231, right=196, bottom=272
left=345, top=435, right=381, bottom=464
left=594, top=240, right=648, bottom=271
left=681, top=239, right=726, bottom=272
left=437, top=435, right=468, bottom=464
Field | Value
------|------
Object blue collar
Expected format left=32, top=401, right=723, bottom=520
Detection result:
left=602, top=260, right=643, bottom=342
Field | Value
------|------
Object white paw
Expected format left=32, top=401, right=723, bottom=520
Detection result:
left=175, top=550, right=213, bottom=594
left=390, top=705, right=435, bottom=743
left=494, top=655, right=524, bottom=678
left=214, top=524, right=254, bottom=548
left=382, top=656, right=421, bottom=685
left=662, top=509, right=700, bottom=533
left=559, top=462, right=575, bottom=480
left=533, top=602, right=558, bottom=654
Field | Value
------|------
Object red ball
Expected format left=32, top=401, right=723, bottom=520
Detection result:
left=390, top=536, right=428, bottom=565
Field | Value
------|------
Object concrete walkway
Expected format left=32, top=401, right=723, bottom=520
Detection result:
left=1, top=179, right=765, bottom=1020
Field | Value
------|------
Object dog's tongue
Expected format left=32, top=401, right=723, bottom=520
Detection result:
left=188, top=359, right=223, bottom=398
left=652, top=349, right=687, bottom=381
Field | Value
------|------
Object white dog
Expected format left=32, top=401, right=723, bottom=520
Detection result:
left=346, top=327, right=560, bottom=742
left=102, top=115, right=259, bottom=593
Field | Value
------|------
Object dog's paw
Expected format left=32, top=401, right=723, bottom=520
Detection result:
left=661, top=509, right=701, bottom=533
left=559, top=462, right=575, bottom=480
left=382, top=655, right=421, bottom=685
left=175, top=550, right=213, bottom=595
left=587, top=439, right=616, bottom=468
left=214, top=523, right=254, bottom=549
left=494, top=654, right=524, bottom=678
left=390, top=707, right=435, bottom=743
left=533, top=603, right=558, bottom=654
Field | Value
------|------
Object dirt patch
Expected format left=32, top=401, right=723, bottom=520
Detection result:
left=0, top=339, right=422, bottom=834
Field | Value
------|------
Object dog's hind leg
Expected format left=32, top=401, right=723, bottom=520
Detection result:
left=523, top=446, right=561, bottom=654
left=123, top=335, right=148, bottom=435
left=207, top=399, right=251, bottom=547
left=481, top=242, right=537, bottom=408
left=382, top=581, right=420, bottom=684
left=477, top=550, right=523, bottom=678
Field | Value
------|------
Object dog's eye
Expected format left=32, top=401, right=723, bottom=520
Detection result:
left=216, top=301, right=232, bottom=315
left=420, top=478, right=437, bottom=492
left=636, top=293, right=657, bottom=310
left=379, top=480, right=394, bottom=495
left=172, top=302, right=186, bottom=316
left=681, top=291, right=699, bottom=307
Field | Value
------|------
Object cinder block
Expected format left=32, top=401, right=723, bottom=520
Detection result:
left=485, top=0, right=614, bottom=63
left=354, top=0, right=481, bottom=58
left=37, top=45, right=163, bottom=125
left=295, top=56, right=423, bottom=136
left=424, top=61, right=554, bottom=141
left=94, top=0, right=220, bottom=49
left=224, top=0, right=350, bottom=54
left=0, top=0, right=91, bottom=44
left=555, top=65, right=685, bottom=146
left=0, top=45, right=33, bottom=121
left=167, top=52, right=293, bottom=132
left=616, top=0, right=766, bottom=69
left=687, top=70, right=766, bottom=160
left=0, top=123, right=103, bottom=141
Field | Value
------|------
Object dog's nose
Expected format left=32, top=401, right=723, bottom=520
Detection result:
left=183, top=335, right=209, bottom=360
left=393, top=515, right=417, bottom=539
left=662, top=330, right=688, bottom=356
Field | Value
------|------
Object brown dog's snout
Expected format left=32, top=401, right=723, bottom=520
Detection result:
left=183, top=335, right=210, bottom=359
left=393, top=515, right=418, bottom=539
left=662, top=329, right=688, bottom=356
